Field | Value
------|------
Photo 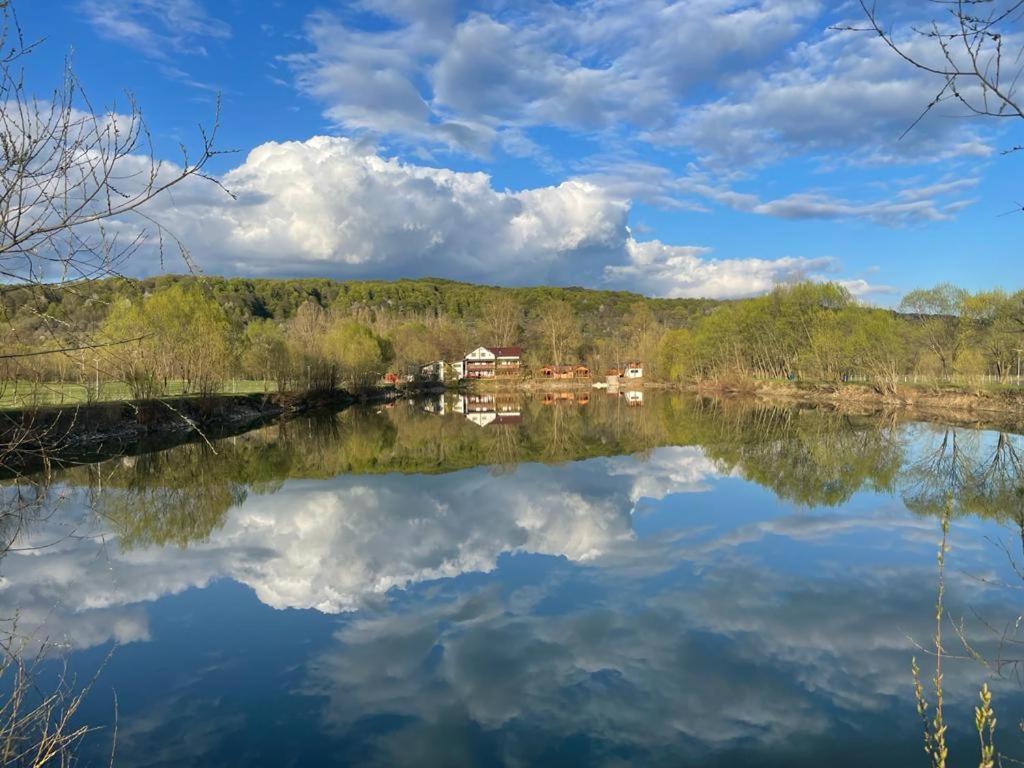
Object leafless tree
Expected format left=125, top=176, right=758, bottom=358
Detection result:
left=0, top=0, right=232, bottom=432
left=853, top=1, right=1023, bottom=154
left=0, top=617, right=113, bottom=767
left=0, top=3, right=228, bottom=281
left=480, top=294, right=522, bottom=347
left=0, top=0, right=231, bottom=404
left=0, top=1, right=230, bottom=758
left=532, top=300, right=581, bottom=368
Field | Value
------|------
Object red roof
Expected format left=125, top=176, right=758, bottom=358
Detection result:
left=487, top=346, right=522, bottom=357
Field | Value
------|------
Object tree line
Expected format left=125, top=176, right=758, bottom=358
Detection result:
left=1, top=277, right=1023, bottom=401
left=658, top=282, right=1024, bottom=391
left=0, top=276, right=706, bottom=399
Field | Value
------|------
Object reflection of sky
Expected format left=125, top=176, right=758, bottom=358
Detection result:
left=0, top=447, right=720, bottom=648
left=7, top=432, right=1024, bottom=766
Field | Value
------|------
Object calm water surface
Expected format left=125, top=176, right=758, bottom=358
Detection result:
left=7, top=392, right=1024, bottom=767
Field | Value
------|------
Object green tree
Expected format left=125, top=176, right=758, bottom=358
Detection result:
left=689, top=282, right=853, bottom=380
left=143, top=283, right=235, bottom=395
left=390, top=321, right=441, bottom=372
left=101, top=284, right=234, bottom=397
left=242, top=319, right=290, bottom=391
left=623, top=301, right=662, bottom=376
left=964, top=290, right=1023, bottom=381
left=322, top=319, right=392, bottom=390
left=101, top=298, right=162, bottom=400
left=286, top=300, right=334, bottom=392
left=657, top=328, right=698, bottom=382
left=842, top=309, right=905, bottom=393
left=899, top=284, right=968, bottom=378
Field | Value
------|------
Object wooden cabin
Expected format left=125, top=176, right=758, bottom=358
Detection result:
left=539, top=365, right=580, bottom=380
left=542, top=392, right=577, bottom=405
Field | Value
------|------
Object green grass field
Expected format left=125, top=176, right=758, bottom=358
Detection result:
left=0, top=380, right=278, bottom=410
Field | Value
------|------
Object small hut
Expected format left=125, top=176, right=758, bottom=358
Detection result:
left=623, top=362, right=644, bottom=379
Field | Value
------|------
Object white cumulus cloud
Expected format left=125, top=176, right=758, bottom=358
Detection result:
left=138, top=135, right=875, bottom=298
left=605, top=238, right=836, bottom=299
left=152, top=136, right=629, bottom=286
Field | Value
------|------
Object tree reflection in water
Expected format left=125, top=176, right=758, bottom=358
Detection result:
left=5, top=392, right=1024, bottom=766
left=30, top=394, right=944, bottom=553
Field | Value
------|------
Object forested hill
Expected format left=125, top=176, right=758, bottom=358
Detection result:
left=3, top=275, right=1021, bottom=399
left=1, top=275, right=719, bottom=339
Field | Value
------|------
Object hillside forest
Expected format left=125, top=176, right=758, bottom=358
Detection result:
left=1, top=276, right=1022, bottom=400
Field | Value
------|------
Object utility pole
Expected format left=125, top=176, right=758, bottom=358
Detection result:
left=1017, top=348, right=1022, bottom=385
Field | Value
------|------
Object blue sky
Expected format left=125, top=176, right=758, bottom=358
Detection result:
left=19, top=0, right=1022, bottom=302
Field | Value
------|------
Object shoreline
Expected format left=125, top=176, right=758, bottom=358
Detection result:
left=699, top=379, right=1024, bottom=431
left=469, top=376, right=1024, bottom=430
left=5, top=378, right=1024, bottom=477
left=0, top=386, right=425, bottom=477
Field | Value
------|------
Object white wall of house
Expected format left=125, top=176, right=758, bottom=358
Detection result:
left=466, top=412, right=497, bottom=427
left=466, top=347, right=496, bottom=361
left=421, top=361, right=444, bottom=379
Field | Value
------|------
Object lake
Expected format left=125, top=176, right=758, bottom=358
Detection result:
left=6, top=391, right=1024, bottom=767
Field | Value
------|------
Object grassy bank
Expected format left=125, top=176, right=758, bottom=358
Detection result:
left=0, top=379, right=277, bottom=410
left=0, top=379, right=450, bottom=476
left=0, top=390, right=343, bottom=476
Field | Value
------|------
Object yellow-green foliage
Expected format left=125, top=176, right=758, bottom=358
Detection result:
left=241, top=318, right=289, bottom=388
left=321, top=318, right=393, bottom=388
left=653, top=280, right=1024, bottom=386
left=8, top=276, right=1024, bottom=395
left=101, top=283, right=234, bottom=397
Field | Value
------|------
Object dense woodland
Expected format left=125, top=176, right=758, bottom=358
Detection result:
left=0, top=275, right=715, bottom=397
left=1, top=276, right=1023, bottom=400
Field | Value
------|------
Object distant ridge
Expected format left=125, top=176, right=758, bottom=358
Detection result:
left=0, top=275, right=720, bottom=341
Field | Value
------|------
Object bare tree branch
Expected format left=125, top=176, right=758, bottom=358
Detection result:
left=842, top=1, right=1024, bottom=154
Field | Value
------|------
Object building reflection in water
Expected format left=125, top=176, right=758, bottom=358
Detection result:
left=425, top=390, right=644, bottom=428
